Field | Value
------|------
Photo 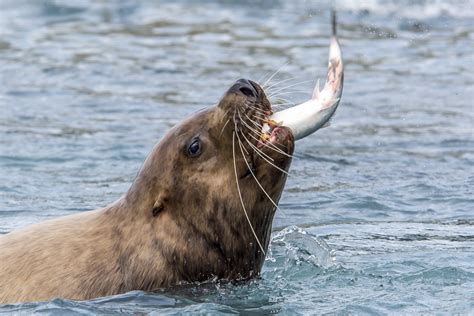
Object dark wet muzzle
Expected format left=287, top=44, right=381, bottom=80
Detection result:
left=228, top=78, right=258, bottom=98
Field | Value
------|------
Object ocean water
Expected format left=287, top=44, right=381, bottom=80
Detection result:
left=0, top=0, right=473, bottom=314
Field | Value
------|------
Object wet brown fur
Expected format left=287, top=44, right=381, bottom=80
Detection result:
left=0, top=82, right=294, bottom=304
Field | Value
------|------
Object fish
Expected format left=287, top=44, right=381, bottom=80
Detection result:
left=262, top=11, right=344, bottom=141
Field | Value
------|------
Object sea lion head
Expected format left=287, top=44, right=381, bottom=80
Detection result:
left=126, top=78, right=294, bottom=282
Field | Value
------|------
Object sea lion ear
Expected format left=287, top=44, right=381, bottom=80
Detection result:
left=152, top=200, right=164, bottom=217
left=152, top=192, right=169, bottom=217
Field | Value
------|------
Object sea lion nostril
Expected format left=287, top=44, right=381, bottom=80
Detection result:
left=249, top=80, right=260, bottom=91
left=239, top=87, right=255, bottom=97
left=227, top=79, right=258, bottom=98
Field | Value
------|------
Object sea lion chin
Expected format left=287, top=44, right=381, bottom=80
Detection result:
left=0, top=78, right=294, bottom=304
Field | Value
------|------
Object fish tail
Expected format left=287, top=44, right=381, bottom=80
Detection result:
left=331, top=10, right=337, bottom=36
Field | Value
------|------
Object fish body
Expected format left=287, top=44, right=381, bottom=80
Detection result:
left=263, top=12, right=344, bottom=140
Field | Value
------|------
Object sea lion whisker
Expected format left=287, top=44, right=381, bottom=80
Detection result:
left=268, top=96, right=294, bottom=105
left=237, top=110, right=268, bottom=148
left=271, top=102, right=295, bottom=107
left=239, top=138, right=250, bottom=156
left=243, top=112, right=262, bottom=130
left=239, top=111, right=262, bottom=135
left=234, top=122, right=250, bottom=158
left=244, top=135, right=289, bottom=176
left=239, top=103, right=266, bottom=121
left=247, top=131, right=292, bottom=158
left=243, top=105, right=271, bottom=123
left=266, top=79, right=314, bottom=96
left=269, top=94, right=293, bottom=101
left=232, top=109, right=240, bottom=133
left=240, top=131, right=278, bottom=166
left=237, top=105, right=293, bottom=167
left=244, top=102, right=265, bottom=114
left=239, top=111, right=266, bottom=134
left=221, top=108, right=231, bottom=119
left=236, top=103, right=292, bottom=173
left=232, top=132, right=266, bottom=256
left=246, top=130, right=294, bottom=159
left=263, top=76, right=301, bottom=92
left=220, top=118, right=231, bottom=137
left=270, top=105, right=290, bottom=110
left=261, top=61, right=289, bottom=89
left=251, top=113, right=266, bottom=122
left=236, top=133, right=285, bottom=214
left=246, top=107, right=267, bottom=118
left=266, top=80, right=314, bottom=95
left=235, top=114, right=275, bottom=163
left=243, top=102, right=268, bottom=116
left=268, top=90, right=308, bottom=97
left=268, top=100, right=297, bottom=110
left=244, top=118, right=293, bottom=158
left=267, top=91, right=309, bottom=102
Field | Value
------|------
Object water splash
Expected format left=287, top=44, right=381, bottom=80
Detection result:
left=267, top=225, right=336, bottom=268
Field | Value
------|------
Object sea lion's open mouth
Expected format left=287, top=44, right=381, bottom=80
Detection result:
left=218, top=77, right=293, bottom=182
left=226, top=80, right=294, bottom=153
left=257, top=126, right=293, bottom=150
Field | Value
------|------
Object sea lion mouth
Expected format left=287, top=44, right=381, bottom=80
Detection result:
left=258, top=126, right=293, bottom=150
left=229, top=80, right=293, bottom=153
left=221, top=78, right=271, bottom=142
left=219, top=78, right=293, bottom=180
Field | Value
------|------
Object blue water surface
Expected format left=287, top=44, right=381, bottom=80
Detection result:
left=0, top=0, right=473, bottom=314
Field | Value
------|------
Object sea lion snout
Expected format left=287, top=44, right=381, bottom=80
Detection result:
left=227, top=78, right=258, bottom=98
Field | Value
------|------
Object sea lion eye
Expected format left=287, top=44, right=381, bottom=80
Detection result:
left=187, top=138, right=201, bottom=157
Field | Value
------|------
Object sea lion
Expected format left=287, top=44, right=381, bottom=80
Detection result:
left=0, top=11, right=345, bottom=304
left=0, top=79, right=294, bottom=304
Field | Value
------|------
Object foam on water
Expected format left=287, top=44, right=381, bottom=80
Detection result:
left=339, top=0, right=474, bottom=18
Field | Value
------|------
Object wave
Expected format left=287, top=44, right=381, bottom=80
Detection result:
left=337, top=0, right=474, bottom=18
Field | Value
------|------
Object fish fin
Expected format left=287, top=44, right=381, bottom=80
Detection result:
left=321, top=121, right=331, bottom=129
left=320, top=97, right=340, bottom=110
left=312, top=79, right=321, bottom=100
